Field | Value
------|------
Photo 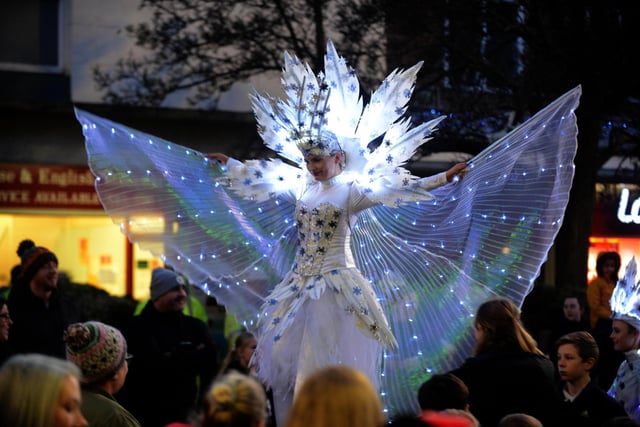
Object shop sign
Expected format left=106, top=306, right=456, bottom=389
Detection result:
left=593, top=184, right=640, bottom=236
left=618, top=188, right=640, bottom=224
left=0, top=163, right=102, bottom=210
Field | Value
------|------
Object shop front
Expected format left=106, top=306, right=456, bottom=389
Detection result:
left=0, top=162, right=161, bottom=300
left=589, top=182, right=640, bottom=281
left=3, top=162, right=639, bottom=297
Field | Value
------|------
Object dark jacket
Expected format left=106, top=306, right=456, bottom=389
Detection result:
left=7, top=281, right=84, bottom=358
left=557, top=380, right=628, bottom=427
left=450, top=351, right=562, bottom=427
left=0, top=342, right=12, bottom=367
left=121, top=302, right=217, bottom=427
left=81, top=386, right=141, bottom=427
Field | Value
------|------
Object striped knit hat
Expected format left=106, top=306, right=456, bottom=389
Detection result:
left=63, top=321, right=128, bottom=385
left=20, top=246, right=58, bottom=283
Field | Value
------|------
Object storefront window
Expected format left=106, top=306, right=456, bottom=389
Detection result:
left=0, top=214, right=160, bottom=299
left=589, top=183, right=640, bottom=281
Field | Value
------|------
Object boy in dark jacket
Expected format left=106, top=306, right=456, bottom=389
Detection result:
left=556, top=331, right=628, bottom=426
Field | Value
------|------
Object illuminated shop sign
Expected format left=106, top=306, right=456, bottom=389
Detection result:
left=618, top=188, right=640, bottom=224
left=0, top=163, right=102, bottom=210
left=593, top=184, right=640, bottom=236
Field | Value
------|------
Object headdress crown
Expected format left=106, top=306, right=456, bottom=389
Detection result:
left=291, top=78, right=341, bottom=157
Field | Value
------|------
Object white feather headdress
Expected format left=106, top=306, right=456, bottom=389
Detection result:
left=250, top=39, right=444, bottom=187
left=610, top=257, right=640, bottom=330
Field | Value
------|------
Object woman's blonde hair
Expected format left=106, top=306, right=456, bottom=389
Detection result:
left=201, top=371, right=267, bottom=427
left=0, top=353, right=82, bottom=427
left=285, top=365, right=385, bottom=427
left=473, top=297, right=542, bottom=356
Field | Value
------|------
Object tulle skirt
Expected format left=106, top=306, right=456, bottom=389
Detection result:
left=253, top=267, right=392, bottom=414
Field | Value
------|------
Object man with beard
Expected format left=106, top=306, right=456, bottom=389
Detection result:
left=7, top=246, right=84, bottom=358
left=120, top=267, right=218, bottom=427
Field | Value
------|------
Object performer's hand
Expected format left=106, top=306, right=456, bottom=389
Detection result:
left=446, top=162, right=468, bottom=183
left=207, top=152, right=229, bottom=165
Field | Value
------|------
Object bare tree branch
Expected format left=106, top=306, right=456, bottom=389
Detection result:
left=93, top=0, right=386, bottom=108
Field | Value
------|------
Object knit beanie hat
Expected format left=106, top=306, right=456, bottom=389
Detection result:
left=150, top=267, right=185, bottom=301
left=20, top=246, right=58, bottom=283
left=64, top=321, right=127, bottom=385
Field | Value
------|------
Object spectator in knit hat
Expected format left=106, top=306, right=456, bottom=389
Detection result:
left=64, top=321, right=141, bottom=427
left=7, top=246, right=84, bottom=358
left=121, top=267, right=218, bottom=427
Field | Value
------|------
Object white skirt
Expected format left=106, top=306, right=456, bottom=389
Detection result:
left=253, top=267, right=395, bottom=397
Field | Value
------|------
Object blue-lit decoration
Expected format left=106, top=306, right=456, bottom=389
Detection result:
left=75, top=40, right=580, bottom=416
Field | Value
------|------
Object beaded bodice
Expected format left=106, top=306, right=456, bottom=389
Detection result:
left=294, top=202, right=343, bottom=276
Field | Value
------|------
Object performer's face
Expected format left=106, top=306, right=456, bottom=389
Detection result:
left=610, top=319, right=640, bottom=352
left=304, top=153, right=342, bottom=181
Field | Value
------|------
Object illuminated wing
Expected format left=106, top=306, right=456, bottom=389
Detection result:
left=350, top=86, right=581, bottom=414
left=77, top=36, right=580, bottom=416
left=75, top=109, right=298, bottom=326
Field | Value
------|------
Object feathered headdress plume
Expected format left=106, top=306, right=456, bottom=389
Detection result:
left=250, top=40, right=444, bottom=190
left=610, top=257, right=640, bottom=330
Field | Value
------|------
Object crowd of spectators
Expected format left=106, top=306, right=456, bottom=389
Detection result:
left=1, top=242, right=639, bottom=427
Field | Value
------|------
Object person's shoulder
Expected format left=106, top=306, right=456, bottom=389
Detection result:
left=181, top=312, right=209, bottom=329
left=468, top=351, right=553, bottom=373
left=584, top=382, right=617, bottom=399
left=123, top=307, right=154, bottom=336
left=126, top=308, right=152, bottom=328
left=225, top=361, right=250, bottom=376
left=81, top=386, right=110, bottom=402
left=80, top=389, right=131, bottom=426
left=516, top=351, right=555, bottom=370
left=579, top=382, right=628, bottom=414
left=453, top=355, right=484, bottom=369
left=449, top=356, right=484, bottom=379
left=7, top=281, right=29, bottom=303
left=589, top=276, right=608, bottom=287
left=55, top=291, right=83, bottom=308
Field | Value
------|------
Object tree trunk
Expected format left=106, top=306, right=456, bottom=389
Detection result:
left=553, top=92, right=601, bottom=290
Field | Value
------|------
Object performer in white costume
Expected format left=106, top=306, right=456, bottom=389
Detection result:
left=207, top=145, right=465, bottom=424
left=608, top=257, right=640, bottom=423
left=75, top=40, right=581, bottom=422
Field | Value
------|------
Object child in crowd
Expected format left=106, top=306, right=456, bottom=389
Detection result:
left=608, top=257, right=640, bottom=423
left=545, top=290, right=592, bottom=355
left=556, top=331, right=627, bottom=426
left=218, top=331, right=258, bottom=377
left=166, top=370, right=268, bottom=427
left=417, top=373, right=479, bottom=427
left=588, top=251, right=624, bottom=389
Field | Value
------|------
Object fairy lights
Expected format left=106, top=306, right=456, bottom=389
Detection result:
left=75, top=65, right=579, bottom=416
